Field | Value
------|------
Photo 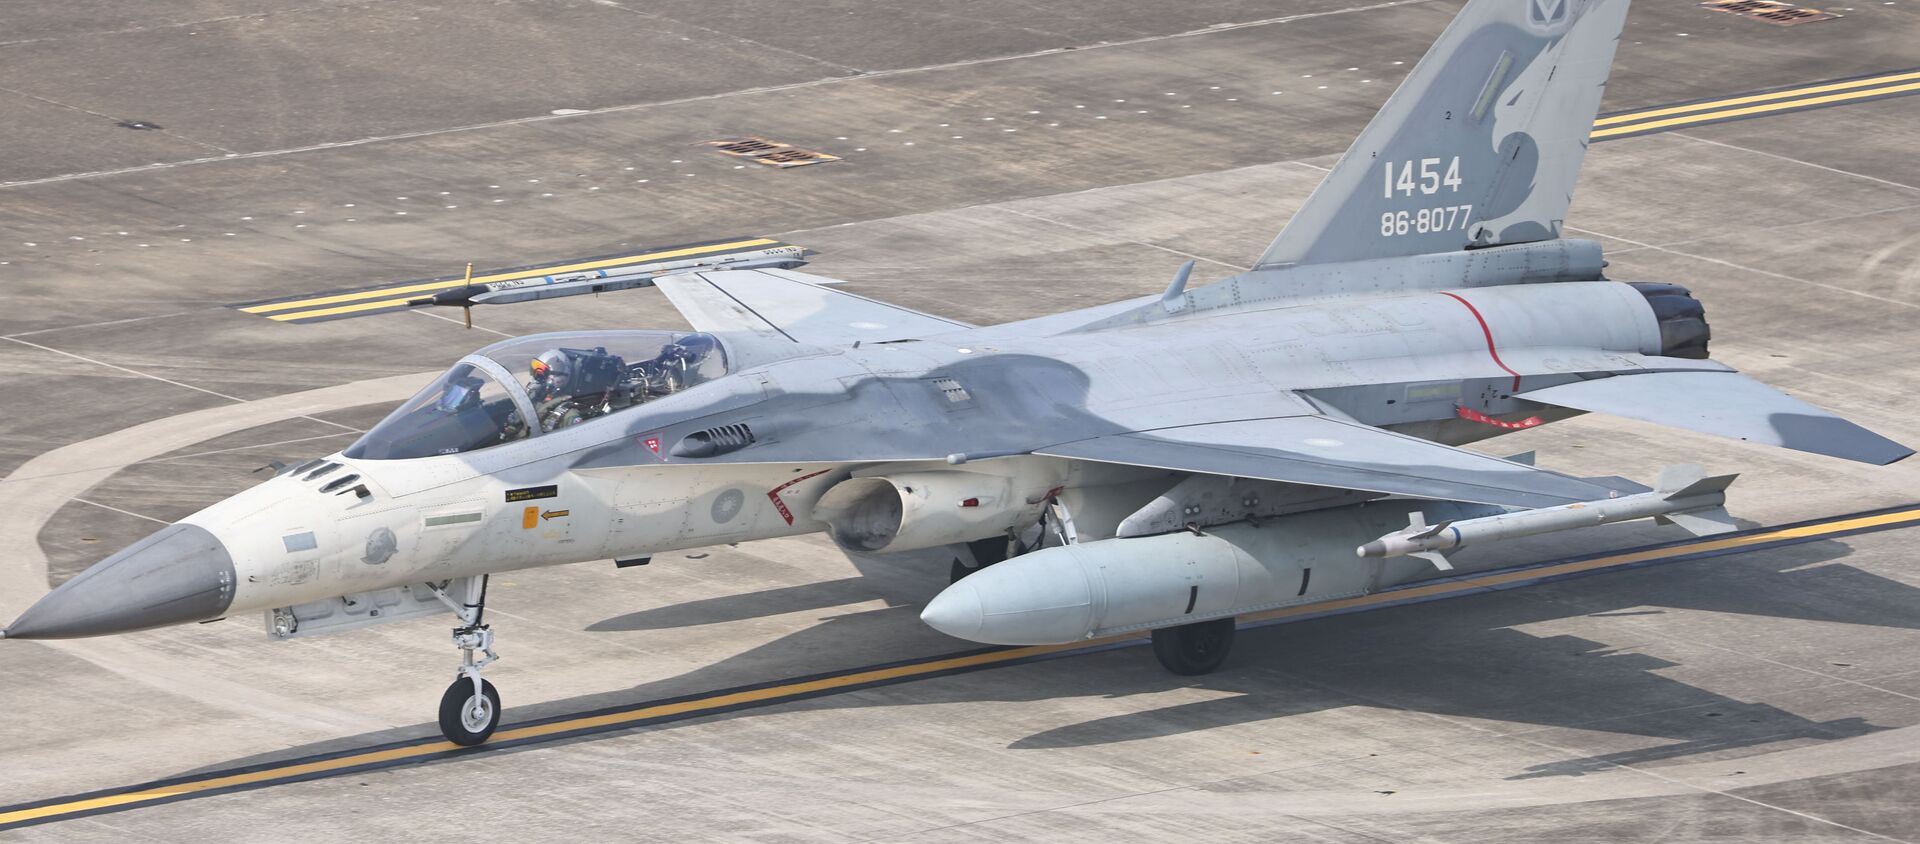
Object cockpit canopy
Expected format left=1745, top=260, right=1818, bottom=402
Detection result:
left=346, top=331, right=729, bottom=460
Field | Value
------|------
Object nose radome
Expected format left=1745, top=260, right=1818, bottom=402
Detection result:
left=3, top=523, right=236, bottom=640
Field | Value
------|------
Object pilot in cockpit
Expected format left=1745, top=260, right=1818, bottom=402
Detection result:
left=634, top=333, right=719, bottom=398
left=521, top=336, right=722, bottom=433
left=526, top=349, right=574, bottom=405
left=526, top=346, right=631, bottom=432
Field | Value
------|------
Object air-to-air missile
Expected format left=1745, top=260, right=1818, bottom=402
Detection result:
left=1356, top=464, right=1737, bottom=568
left=409, top=245, right=807, bottom=309
left=918, top=466, right=1735, bottom=655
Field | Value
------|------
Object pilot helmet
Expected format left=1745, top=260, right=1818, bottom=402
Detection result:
left=529, top=349, right=572, bottom=385
left=663, top=332, right=718, bottom=365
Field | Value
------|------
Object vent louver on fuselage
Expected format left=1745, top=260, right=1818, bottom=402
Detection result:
left=671, top=423, right=757, bottom=458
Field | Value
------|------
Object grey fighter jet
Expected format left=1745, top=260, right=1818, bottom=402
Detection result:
left=5, top=0, right=1907, bottom=746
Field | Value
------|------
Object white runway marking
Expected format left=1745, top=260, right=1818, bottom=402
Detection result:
left=0, top=0, right=1436, bottom=189
left=71, top=498, right=167, bottom=525
left=1674, top=132, right=1920, bottom=193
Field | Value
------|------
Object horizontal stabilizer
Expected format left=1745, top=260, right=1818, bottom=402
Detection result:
left=1519, top=371, right=1912, bottom=465
left=1035, top=415, right=1626, bottom=509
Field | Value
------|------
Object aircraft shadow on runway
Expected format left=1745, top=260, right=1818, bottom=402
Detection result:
left=186, top=524, right=1913, bottom=784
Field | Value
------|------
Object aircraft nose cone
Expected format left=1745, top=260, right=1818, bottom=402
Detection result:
left=920, top=578, right=985, bottom=641
left=4, top=523, right=236, bottom=640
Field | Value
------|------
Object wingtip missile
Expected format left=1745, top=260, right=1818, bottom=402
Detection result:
left=406, top=245, right=810, bottom=311
left=408, top=285, right=491, bottom=308
left=1359, top=465, right=1739, bottom=562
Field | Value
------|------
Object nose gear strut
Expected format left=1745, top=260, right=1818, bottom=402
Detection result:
left=427, top=575, right=501, bottom=745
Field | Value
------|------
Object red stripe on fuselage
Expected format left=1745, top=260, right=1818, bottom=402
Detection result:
left=1438, top=291, right=1522, bottom=392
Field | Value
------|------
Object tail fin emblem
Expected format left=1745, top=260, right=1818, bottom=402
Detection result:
left=1529, top=0, right=1569, bottom=28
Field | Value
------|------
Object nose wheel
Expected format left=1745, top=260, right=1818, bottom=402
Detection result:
left=440, top=677, right=501, bottom=745
left=427, top=575, right=503, bottom=746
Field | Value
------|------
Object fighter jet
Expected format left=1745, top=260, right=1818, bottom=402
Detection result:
left=5, top=0, right=1907, bottom=746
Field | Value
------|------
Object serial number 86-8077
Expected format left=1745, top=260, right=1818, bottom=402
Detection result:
left=1381, top=204, right=1472, bottom=237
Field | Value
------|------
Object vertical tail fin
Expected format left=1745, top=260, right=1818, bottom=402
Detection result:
left=1253, top=0, right=1630, bottom=269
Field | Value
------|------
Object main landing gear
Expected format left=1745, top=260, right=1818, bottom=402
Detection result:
left=427, top=575, right=501, bottom=745
left=949, top=536, right=1013, bottom=584
left=1151, top=618, right=1237, bottom=676
left=949, top=498, right=1079, bottom=584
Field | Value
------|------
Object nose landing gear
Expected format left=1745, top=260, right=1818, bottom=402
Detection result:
left=427, top=575, right=502, bottom=745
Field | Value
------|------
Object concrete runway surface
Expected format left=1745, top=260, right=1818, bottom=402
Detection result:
left=1, top=0, right=1918, bottom=839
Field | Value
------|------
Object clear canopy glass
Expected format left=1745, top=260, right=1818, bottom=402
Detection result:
left=346, top=331, right=729, bottom=460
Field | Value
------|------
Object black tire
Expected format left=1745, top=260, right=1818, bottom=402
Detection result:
left=1151, top=618, right=1237, bottom=675
left=951, top=536, right=1013, bottom=583
left=966, top=537, right=1012, bottom=567
left=438, top=677, right=501, bottom=746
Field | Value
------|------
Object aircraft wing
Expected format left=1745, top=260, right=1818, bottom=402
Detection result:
left=1034, top=415, right=1624, bottom=509
left=1518, top=370, right=1912, bottom=465
left=655, top=268, right=973, bottom=346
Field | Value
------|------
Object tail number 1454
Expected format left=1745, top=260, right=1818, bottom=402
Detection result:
left=1383, top=157, right=1464, bottom=197
left=1380, top=156, right=1470, bottom=237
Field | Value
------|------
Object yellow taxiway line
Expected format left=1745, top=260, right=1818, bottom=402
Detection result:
left=5, top=503, right=1919, bottom=829
left=1592, top=69, right=1920, bottom=128
left=1592, top=76, right=1920, bottom=140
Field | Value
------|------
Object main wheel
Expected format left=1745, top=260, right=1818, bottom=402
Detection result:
left=951, top=536, right=1014, bottom=583
left=1151, top=618, right=1237, bottom=676
left=438, top=677, right=501, bottom=746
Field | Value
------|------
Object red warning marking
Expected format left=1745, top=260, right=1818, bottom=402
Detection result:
left=767, top=469, right=832, bottom=525
left=1457, top=405, right=1544, bottom=429
left=1439, top=291, right=1523, bottom=392
left=640, top=433, right=662, bottom=456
